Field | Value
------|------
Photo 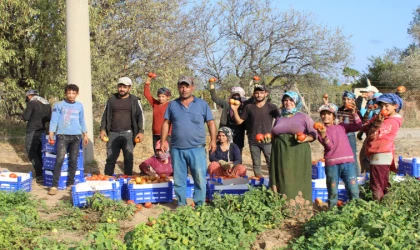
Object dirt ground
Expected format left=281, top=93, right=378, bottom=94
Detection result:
left=0, top=128, right=419, bottom=249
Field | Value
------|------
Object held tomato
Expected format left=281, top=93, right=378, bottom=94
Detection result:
left=368, top=104, right=373, bottom=110
left=323, top=94, right=328, bottom=98
left=315, top=198, right=323, bottom=204
left=373, top=104, right=378, bottom=109
left=147, top=72, right=157, bottom=79
left=313, top=122, right=324, bottom=130
left=9, top=173, right=17, bottom=178
left=396, top=85, right=406, bottom=92
left=229, top=99, right=236, bottom=105
left=48, top=139, right=55, bottom=145
left=264, top=133, right=272, bottom=139
left=296, top=133, right=307, bottom=142
left=208, top=77, right=217, bottom=83
left=296, top=132, right=304, bottom=136
left=345, top=103, right=352, bottom=109
left=253, top=76, right=260, bottom=81
left=102, top=136, right=109, bottom=142
left=234, top=100, right=240, bottom=105
left=380, top=110, right=389, bottom=117
left=127, top=200, right=135, bottom=205
left=144, top=202, right=153, bottom=208
left=255, top=133, right=264, bottom=142
left=134, top=138, right=140, bottom=143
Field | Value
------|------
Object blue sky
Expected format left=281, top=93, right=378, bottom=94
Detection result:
left=275, top=0, right=418, bottom=74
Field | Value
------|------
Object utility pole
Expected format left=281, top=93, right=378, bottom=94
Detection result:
left=66, top=0, right=94, bottom=162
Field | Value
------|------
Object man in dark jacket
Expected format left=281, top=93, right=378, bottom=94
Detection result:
left=99, top=77, right=145, bottom=176
left=23, top=90, right=51, bottom=182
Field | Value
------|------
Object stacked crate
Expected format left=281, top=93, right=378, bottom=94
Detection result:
left=41, top=134, right=84, bottom=189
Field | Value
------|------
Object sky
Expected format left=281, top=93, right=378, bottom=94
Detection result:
left=274, top=0, right=418, bottom=74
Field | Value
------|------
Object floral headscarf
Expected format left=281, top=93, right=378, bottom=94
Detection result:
left=377, top=93, right=403, bottom=112
left=281, top=91, right=302, bottom=117
left=218, top=127, right=233, bottom=143
left=318, top=103, right=338, bottom=117
left=342, top=90, right=356, bottom=99
left=155, top=140, right=170, bottom=162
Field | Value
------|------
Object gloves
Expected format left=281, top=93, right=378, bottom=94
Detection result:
left=218, top=160, right=232, bottom=170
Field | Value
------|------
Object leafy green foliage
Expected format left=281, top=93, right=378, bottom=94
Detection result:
left=288, top=176, right=420, bottom=249
left=125, top=187, right=288, bottom=249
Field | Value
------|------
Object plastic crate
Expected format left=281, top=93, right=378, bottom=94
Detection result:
left=248, top=177, right=268, bottom=187
left=42, top=151, right=84, bottom=171
left=72, top=180, right=122, bottom=207
left=312, top=161, right=326, bottom=179
left=43, top=169, right=84, bottom=189
left=311, top=179, right=348, bottom=202
left=0, top=171, right=32, bottom=192
left=171, top=176, right=195, bottom=199
left=207, top=181, right=249, bottom=200
left=42, top=134, right=82, bottom=153
left=127, top=181, right=173, bottom=204
left=398, top=156, right=420, bottom=177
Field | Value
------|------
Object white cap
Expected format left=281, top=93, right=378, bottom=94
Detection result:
left=117, top=77, right=132, bottom=86
left=360, top=85, right=378, bottom=93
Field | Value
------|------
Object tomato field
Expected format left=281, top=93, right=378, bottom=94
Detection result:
left=0, top=174, right=419, bottom=249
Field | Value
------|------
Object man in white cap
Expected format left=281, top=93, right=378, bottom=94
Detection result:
left=23, top=89, right=51, bottom=183
left=100, top=77, right=145, bottom=176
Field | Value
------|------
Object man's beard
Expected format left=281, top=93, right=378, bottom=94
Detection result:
left=119, top=91, right=129, bottom=97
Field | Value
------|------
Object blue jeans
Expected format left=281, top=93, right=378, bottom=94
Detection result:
left=171, top=147, right=207, bottom=206
left=325, top=162, right=359, bottom=208
left=25, top=130, right=43, bottom=177
left=249, top=143, right=271, bottom=176
left=52, top=135, right=81, bottom=187
left=347, top=132, right=360, bottom=175
left=105, top=131, right=134, bottom=176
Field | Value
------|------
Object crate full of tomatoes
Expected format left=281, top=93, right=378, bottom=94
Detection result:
left=126, top=174, right=173, bottom=204
left=0, top=171, right=32, bottom=192
left=72, top=179, right=123, bottom=207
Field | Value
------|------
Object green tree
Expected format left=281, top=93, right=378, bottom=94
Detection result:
left=342, top=67, right=360, bottom=83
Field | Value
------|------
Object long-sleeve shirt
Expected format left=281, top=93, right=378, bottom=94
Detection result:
left=139, top=156, right=173, bottom=176
left=49, top=100, right=87, bottom=135
left=272, top=112, right=317, bottom=138
left=143, top=84, right=171, bottom=135
left=361, top=114, right=403, bottom=157
left=23, top=97, right=51, bottom=133
left=317, top=113, right=362, bottom=166
left=209, top=143, right=242, bottom=165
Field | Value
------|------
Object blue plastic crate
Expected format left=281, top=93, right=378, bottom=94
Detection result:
left=72, top=180, right=122, bottom=207
left=248, top=177, right=268, bottom=187
left=398, top=156, right=420, bottom=177
left=206, top=181, right=249, bottom=200
left=127, top=181, right=173, bottom=204
left=172, top=177, right=194, bottom=199
left=311, top=179, right=348, bottom=202
left=312, top=161, right=326, bottom=179
left=42, top=134, right=82, bottom=154
left=0, top=171, right=32, bottom=192
left=43, top=169, right=84, bottom=190
left=42, top=151, right=84, bottom=171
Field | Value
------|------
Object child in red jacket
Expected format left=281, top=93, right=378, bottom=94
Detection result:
left=144, top=75, right=172, bottom=153
left=361, top=93, right=403, bottom=201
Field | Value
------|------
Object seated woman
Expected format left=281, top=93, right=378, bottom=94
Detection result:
left=139, top=140, right=173, bottom=176
left=207, top=127, right=247, bottom=177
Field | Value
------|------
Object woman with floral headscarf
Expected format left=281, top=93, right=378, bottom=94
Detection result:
left=208, top=82, right=253, bottom=154
left=207, top=127, right=247, bottom=177
left=270, top=92, right=317, bottom=201
left=337, top=90, right=361, bottom=175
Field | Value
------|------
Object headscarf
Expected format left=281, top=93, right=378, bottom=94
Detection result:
left=342, top=90, right=356, bottom=100
left=281, top=91, right=302, bottom=117
left=318, top=103, right=338, bottom=117
left=377, top=93, right=404, bottom=112
left=157, top=87, right=171, bottom=97
left=218, top=127, right=233, bottom=143
left=31, top=95, right=49, bottom=105
left=155, top=140, right=170, bottom=162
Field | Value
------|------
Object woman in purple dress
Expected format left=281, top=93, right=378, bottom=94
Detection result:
left=270, top=92, right=317, bottom=201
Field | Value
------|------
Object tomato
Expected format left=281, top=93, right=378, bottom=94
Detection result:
left=337, top=200, right=344, bottom=207
left=253, top=76, right=260, bottom=81
left=190, top=202, right=195, bottom=208
left=234, top=100, right=240, bottom=105
left=135, top=204, right=143, bottom=212
left=144, top=202, right=153, bottom=208
left=159, top=174, right=166, bottom=179
left=102, top=136, right=109, bottom=142
left=315, top=198, right=322, bottom=204
left=296, top=132, right=304, bottom=136
left=255, top=133, right=264, bottom=142
left=127, top=200, right=135, bottom=205
left=373, top=104, right=378, bottom=109
left=297, top=134, right=307, bottom=142
left=229, top=99, right=236, bottom=105
left=397, top=85, right=406, bottom=92
left=323, top=94, right=328, bottom=98
left=134, top=138, right=140, bottom=143
left=313, top=122, right=324, bottom=130
left=9, top=173, right=17, bottom=178
left=147, top=72, right=157, bottom=79
left=345, top=103, right=352, bottom=109
left=368, top=104, right=373, bottom=110
left=208, top=77, right=217, bottom=83
left=48, top=139, right=55, bottom=145
left=264, top=133, right=272, bottom=139
left=380, top=110, right=389, bottom=117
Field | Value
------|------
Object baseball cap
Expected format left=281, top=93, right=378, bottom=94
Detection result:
left=318, top=103, right=338, bottom=117
left=117, top=77, right=132, bottom=86
left=25, top=90, right=39, bottom=96
left=177, top=75, right=194, bottom=86
left=360, top=86, right=378, bottom=93
left=254, top=84, right=267, bottom=91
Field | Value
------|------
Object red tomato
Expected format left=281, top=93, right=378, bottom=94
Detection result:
left=380, top=110, right=389, bottom=117
left=9, top=173, right=17, bottom=178
left=313, top=122, right=324, bottom=130
left=337, top=200, right=344, bottom=207
left=255, top=133, right=264, bottom=142
left=323, top=94, right=328, bottom=98
left=229, top=99, right=236, bottom=105
left=144, top=202, right=153, bottom=208
left=253, top=76, right=260, bottom=81
left=126, top=200, right=135, bottom=205
left=396, top=86, right=406, bottom=92
left=135, top=204, right=143, bottom=212
left=147, top=72, right=157, bottom=79
left=264, top=133, right=272, bottom=139
left=297, top=134, right=307, bottom=142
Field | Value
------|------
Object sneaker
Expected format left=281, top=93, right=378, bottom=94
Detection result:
left=48, top=187, right=58, bottom=195
left=36, top=176, right=43, bottom=184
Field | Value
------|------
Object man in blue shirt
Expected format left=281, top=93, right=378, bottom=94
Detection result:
left=161, top=76, right=217, bottom=206
left=48, top=84, right=89, bottom=195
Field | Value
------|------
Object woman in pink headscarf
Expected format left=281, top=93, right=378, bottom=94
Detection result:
left=139, top=140, right=173, bottom=176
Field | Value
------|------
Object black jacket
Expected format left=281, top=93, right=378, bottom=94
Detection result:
left=100, top=94, right=145, bottom=139
left=23, top=97, right=51, bottom=133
